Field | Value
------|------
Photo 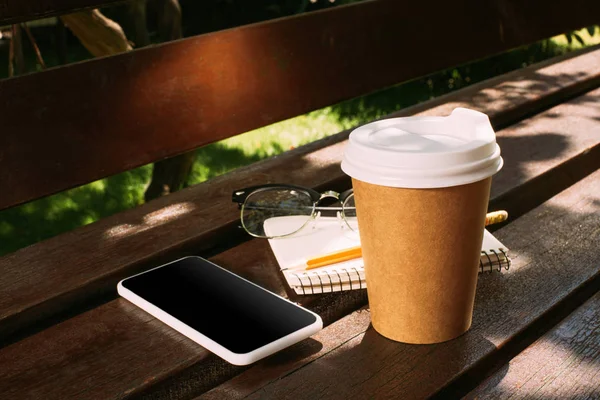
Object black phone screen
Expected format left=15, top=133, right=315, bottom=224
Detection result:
left=121, top=257, right=317, bottom=354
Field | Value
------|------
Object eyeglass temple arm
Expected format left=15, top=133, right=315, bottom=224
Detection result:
left=241, top=205, right=355, bottom=212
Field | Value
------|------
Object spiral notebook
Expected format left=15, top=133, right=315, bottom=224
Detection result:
left=264, top=216, right=511, bottom=295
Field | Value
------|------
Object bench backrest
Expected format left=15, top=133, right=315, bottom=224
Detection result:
left=1, top=0, right=598, bottom=211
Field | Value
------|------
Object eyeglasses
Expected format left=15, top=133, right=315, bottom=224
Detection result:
left=232, top=184, right=357, bottom=238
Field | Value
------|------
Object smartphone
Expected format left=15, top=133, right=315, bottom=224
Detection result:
left=117, top=256, right=322, bottom=365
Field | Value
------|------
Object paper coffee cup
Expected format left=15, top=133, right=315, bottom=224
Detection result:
left=341, top=108, right=503, bottom=344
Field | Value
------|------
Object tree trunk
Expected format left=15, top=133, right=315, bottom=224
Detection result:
left=145, top=0, right=195, bottom=202
left=129, top=0, right=150, bottom=47
left=11, top=24, right=25, bottom=75
left=158, top=0, right=182, bottom=41
left=61, top=10, right=132, bottom=57
left=55, top=18, right=68, bottom=65
left=144, top=152, right=196, bottom=202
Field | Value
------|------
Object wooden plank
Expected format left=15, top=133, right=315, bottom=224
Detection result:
left=466, top=292, right=600, bottom=399
left=2, top=88, right=600, bottom=400
left=2, top=47, right=600, bottom=345
left=0, top=299, right=231, bottom=400
left=0, top=1, right=124, bottom=24
left=201, top=168, right=600, bottom=400
left=2, top=0, right=600, bottom=210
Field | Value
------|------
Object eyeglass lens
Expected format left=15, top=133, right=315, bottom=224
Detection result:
left=242, top=188, right=359, bottom=238
left=242, top=188, right=314, bottom=237
left=342, top=194, right=358, bottom=231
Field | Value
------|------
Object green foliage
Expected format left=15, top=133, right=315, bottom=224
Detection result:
left=565, top=31, right=585, bottom=45
left=587, top=26, right=597, bottom=37
left=563, top=25, right=599, bottom=47
left=0, top=166, right=151, bottom=255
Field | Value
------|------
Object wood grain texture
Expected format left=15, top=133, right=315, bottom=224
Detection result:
left=0, top=0, right=124, bottom=24
left=2, top=47, right=600, bottom=345
left=201, top=168, right=600, bottom=400
left=2, top=0, right=600, bottom=210
left=466, top=292, right=600, bottom=399
left=0, top=299, right=239, bottom=400
left=1, top=90, right=600, bottom=400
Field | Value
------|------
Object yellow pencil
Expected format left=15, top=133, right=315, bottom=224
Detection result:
left=305, top=210, right=508, bottom=270
left=485, top=210, right=508, bottom=226
left=306, top=246, right=362, bottom=270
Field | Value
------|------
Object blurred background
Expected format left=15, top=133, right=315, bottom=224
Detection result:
left=0, top=0, right=598, bottom=256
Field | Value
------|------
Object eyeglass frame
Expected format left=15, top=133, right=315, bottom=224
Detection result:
left=232, top=184, right=356, bottom=238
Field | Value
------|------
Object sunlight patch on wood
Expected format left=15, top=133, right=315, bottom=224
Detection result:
left=103, top=202, right=195, bottom=239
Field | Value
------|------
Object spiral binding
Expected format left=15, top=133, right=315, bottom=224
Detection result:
left=286, top=248, right=511, bottom=295
left=479, top=248, right=511, bottom=273
left=289, top=266, right=364, bottom=295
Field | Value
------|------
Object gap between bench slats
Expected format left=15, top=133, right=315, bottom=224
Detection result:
left=1, top=46, right=599, bottom=347
left=2, top=0, right=600, bottom=209
left=0, top=0, right=124, bottom=25
left=466, top=292, right=600, bottom=399
left=0, top=85, right=598, bottom=400
left=200, top=169, right=600, bottom=400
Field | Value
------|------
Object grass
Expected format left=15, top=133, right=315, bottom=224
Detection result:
left=0, top=28, right=599, bottom=256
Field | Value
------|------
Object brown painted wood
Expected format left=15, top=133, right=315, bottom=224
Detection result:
left=1, top=86, right=600, bottom=400
left=2, top=48, right=600, bottom=345
left=0, top=0, right=124, bottom=24
left=2, top=0, right=600, bottom=210
left=466, top=292, right=600, bottom=399
left=201, top=168, right=600, bottom=400
left=0, top=299, right=238, bottom=400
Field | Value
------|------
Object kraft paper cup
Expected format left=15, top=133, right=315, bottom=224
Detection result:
left=341, top=108, right=503, bottom=344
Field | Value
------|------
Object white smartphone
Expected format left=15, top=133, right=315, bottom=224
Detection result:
left=117, top=256, right=322, bottom=366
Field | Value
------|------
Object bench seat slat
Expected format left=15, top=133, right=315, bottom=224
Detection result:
left=1, top=85, right=599, bottom=399
left=0, top=300, right=216, bottom=400
left=466, top=292, right=600, bottom=399
left=2, top=0, right=600, bottom=210
left=1, top=46, right=600, bottom=345
left=201, top=168, right=600, bottom=400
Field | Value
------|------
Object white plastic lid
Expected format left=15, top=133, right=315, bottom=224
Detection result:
left=341, top=108, right=503, bottom=188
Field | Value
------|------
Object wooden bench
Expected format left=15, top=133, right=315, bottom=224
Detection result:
left=1, top=1, right=600, bottom=398
left=467, top=290, right=600, bottom=399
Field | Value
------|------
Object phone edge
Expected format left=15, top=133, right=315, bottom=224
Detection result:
left=117, top=256, right=323, bottom=366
